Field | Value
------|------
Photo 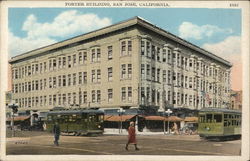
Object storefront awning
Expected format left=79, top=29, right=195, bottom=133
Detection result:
left=104, top=115, right=136, bottom=122
left=184, top=117, right=198, bottom=122
left=167, top=116, right=183, bottom=122
left=144, top=116, right=165, bottom=121
left=6, top=116, right=30, bottom=122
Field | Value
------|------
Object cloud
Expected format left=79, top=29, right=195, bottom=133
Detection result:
left=202, top=36, right=241, bottom=62
left=202, top=36, right=241, bottom=90
left=178, top=22, right=233, bottom=40
left=9, top=10, right=112, bottom=57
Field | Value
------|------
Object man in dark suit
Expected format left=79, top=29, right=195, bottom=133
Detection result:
left=53, top=121, right=61, bottom=146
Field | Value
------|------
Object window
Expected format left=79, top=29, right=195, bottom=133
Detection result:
left=92, top=70, right=96, bottom=82
left=39, top=80, right=43, bottom=90
left=53, top=77, right=56, bottom=88
left=121, top=41, right=126, bottom=55
left=73, top=73, right=76, bottom=85
left=83, top=52, right=87, bottom=63
left=92, top=90, right=96, bottom=103
left=214, top=114, right=222, bottom=123
left=58, top=57, right=62, bottom=68
left=91, top=49, right=96, bottom=62
left=97, top=69, right=101, bottom=82
left=121, top=64, right=126, bottom=79
left=40, top=63, right=43, bottom=73
left=68, top=93, right=71, bottom=105
left=157, top=47, right=160, bottom=61
left=97, top=90, right=101, bottom=103
left=108, top=89, right=113, bottom=102
left=68, top=56, right=72, bottom=68
left=108, top=67, right=113, bottom=81
left=157, top=68, right=160, bottom=82
left=79, top=72, right=83, bottom=84
left=62, top=94, right=66, bottom=105
left=141, top=64, right=145, bottom=77
left=163, top=70, right=166, bottom=83
left=35, top=80, right=39, bottom=90
left=146, top=64, right=150, bottom=80
left=35, top=64, right=39, bottom=72
left=58, top=76, right=62, bottom=87
left=121, top=87, right=126, bottom=101
left=53, top=95, right=56, bottom=106
left=97, top=48, right=101, bottom=62
left=62, top=57, right=66, bottom=68
left=128, top=64, right=132, bottom=78
left=49, top=95, right=52, bottom=105
left=79, top=91, right=82, bottom=105
left=141, top=87, right=145, bottom=103
left=128, top=87, right=132, bottom=101
left=62, top=75, right=66, bottom=86
left=83, top=72, right=87, bottom=83
left=68, top=74, right=71, bottom=86
left=83, top=91, right=87, bottom=104
left=108, top=46, right=112, bottom=60
left=58, top=94, right=61, bottom=105
left=151, top=45, right=155, bottom=60
left=163, top=49, right=166, bottom=62
left=189, top=77, right=193, bottom=89
left=128, top=40, right=132, bottom=53
left=73, top=92, right=76, bottom=104
left=52, top=59, right=56, bottom=70
left=146, top=42, right=151, bottom=57
left=152, top=67, right=155, bottom=81
left=141, top=40, right=145, bottom=55
left=73, top=54, right=76, bottom=65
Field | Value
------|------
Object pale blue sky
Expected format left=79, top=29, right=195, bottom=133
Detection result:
left=9, top=8, right=241, bottom=53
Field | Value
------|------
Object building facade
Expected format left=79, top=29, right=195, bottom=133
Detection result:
left=9, top=17, right=232, bottom=116
left=230, top=90, right=242, bottom=110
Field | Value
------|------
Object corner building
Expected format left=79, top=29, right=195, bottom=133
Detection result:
left=9, top=17, right=231, bottom=116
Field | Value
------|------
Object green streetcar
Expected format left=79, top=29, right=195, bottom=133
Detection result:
left=46, top=109, right=104, bottom=136
left=198, top=108, right=241, bottom=140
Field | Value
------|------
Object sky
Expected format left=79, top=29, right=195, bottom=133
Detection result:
left=8, top=8, right=241, bottom=90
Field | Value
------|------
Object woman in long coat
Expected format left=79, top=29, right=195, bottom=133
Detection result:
left=125, top=122, right=139, bottom=150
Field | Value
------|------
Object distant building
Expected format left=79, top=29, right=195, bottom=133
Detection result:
left=230, top=90, right=242, bottom=110
left=9, top=17, right=232, bottom=118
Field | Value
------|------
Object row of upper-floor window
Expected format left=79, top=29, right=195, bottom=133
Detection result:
left=141, top=66, right=230, bottom=94
left=12, top=40, right=133, bottom=80
left=14, top=86, right=133, bottom=108
left=141, top=40, right=229, bottom=78
left=141, top=63, right=230, bottom=84
left=140, top=87, right=228, bottom=107
left=13, top=64, right=133, bottom=93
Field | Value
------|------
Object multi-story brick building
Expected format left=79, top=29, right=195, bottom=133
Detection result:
left=9, top=17, right=232, bottom=117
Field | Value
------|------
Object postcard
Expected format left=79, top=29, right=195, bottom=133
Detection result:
left=0, top=1, right=249, bottom=161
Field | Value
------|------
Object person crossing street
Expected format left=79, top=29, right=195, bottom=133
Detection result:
left=125, top=121, right=139, bottom=151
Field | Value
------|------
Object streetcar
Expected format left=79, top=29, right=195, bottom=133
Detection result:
left=198, top=108, right=241, bottom=140
left=45, top=109, right=104, bottom=136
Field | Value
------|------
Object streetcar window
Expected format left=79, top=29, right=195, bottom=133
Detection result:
left=229, top=114, right=232, bottom=119
left=199, top=115, right=205, bottom=123
left=206, top=114, right=212, bottom=123
left=214, top=114, right=222, bottom=123
left=224, top=114, right=228, bottom=119
left=224, top=121, right=228, bottom=126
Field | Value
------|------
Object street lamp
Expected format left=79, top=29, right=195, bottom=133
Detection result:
left=166, top=109, right=173, bottom=134
left=8, top=103, right=19, bottom=137
left=118, top=108, right=125, bottom=133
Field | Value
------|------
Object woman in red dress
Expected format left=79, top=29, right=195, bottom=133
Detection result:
left=125, top=122, right=139, bottom=150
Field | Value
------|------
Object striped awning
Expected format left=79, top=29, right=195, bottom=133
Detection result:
left=104, top=115, right=136, bottom=122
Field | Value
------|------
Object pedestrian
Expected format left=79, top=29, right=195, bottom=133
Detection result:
left=125, top=121, right=139, bottom=151
left=53, top=121, right=60, bottom=146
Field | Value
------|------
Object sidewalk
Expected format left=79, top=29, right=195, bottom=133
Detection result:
left=104, top=128, right=200, bottom=141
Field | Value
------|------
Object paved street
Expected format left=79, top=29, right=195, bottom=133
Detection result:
left=6, top=130, right=241, bottom=155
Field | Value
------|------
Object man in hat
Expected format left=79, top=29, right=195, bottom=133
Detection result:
left=53, top=121, right=61, bottom=146
left=125, top=121, right=139, bottom=151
